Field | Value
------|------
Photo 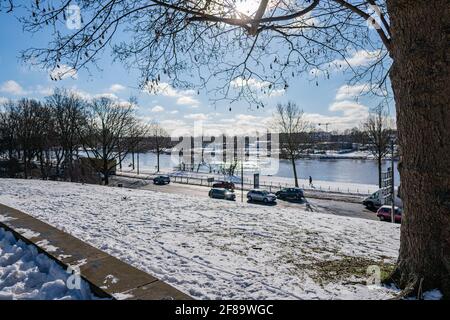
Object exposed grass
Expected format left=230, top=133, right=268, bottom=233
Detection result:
left=292, top=255, right=396, bottom=285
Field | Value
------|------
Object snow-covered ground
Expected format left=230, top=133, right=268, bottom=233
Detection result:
left=0, top=178, right=400, bottom=299
left=0, top=227, right=99, bottom=300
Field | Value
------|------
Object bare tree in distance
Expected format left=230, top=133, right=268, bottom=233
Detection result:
left=273, top=102, right=311, bottom=188
left=80, top=97, right=146, bottom=185
left=4, top=0, right=450, bottom=297
left=14, top=99, right=47, bottom=179
left=363, top=104, right=393, bottom=188
left=148, top=122, right=170, bottom=173
left=0, top=100, right=20, bottom=176
left=46, top=88, right=87, bottom=180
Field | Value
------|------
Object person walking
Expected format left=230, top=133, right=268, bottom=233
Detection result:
left=309, top=176, right=313, bottom=187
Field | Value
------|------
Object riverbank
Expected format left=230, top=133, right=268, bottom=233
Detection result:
left=119, top=168, right=379, bottom=195
left=120, top=152, right=400, bottom=187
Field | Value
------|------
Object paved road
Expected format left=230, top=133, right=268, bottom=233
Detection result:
left=110, top=176, right=378, bottom=221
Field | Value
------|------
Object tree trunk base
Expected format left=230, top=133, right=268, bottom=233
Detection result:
left=384, top=263, right=448, bottom=300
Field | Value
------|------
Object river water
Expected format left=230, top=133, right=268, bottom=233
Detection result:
left=121, top=152, right=400, bottom=186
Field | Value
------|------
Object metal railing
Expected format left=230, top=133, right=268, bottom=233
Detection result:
left=117, top=170, right=373, bottom=196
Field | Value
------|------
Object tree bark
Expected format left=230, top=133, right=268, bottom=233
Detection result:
left=157, top=149, right=160, bottom=173
left=378, top=155, right=382, bottom=188
left=387, top=0, right=450, bottom=298
left=290, top=155, right=299, bottom=187
left=103, top=159, right=109, bottom=185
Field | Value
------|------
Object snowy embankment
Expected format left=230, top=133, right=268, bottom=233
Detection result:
left=0, top=179, right=399, bottom=299
left=0, top=227, right=98, bottom=300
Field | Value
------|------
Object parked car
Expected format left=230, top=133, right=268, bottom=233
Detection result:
left=376, top=205, right=402, bottom=223
left=247, top=189, right=277, bottom=204
left=153, top=175, right=170, bottom=185
left=363, top=188, right=403, bottom=210
left=209, top=188, right=236, bottom=201
left=212, top=181, right=235, bottom=190
left=275, top=187, right=304, bottom=201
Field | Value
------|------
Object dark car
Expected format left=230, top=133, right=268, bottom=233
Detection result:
left=212, top=181, right=235, bottom=190
left=209, top=188, right=236, bottom=201
left=377, top=205, right=402, bottom=223
left=275, top=187, right=305, bottom=201
left=153, top=175, right=170, bottom=185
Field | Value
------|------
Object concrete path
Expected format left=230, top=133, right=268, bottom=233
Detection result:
left=0, top=203, right=191, bottom=300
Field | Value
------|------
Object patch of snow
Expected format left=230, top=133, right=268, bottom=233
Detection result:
left=104, top=274, right=119, bottom=285
left=0, top=227, right=100, bottom=300
left=35, top=239, right=59, bottom=253
left=15, top=228, right=40, bottom=239
left=423, top=289, right=443, bottom=300
left=0, top=214, right=16, bottom=222
left=112, top=292, right=133, bottom=300
left=71, top=258, right=88, bottom=268
left=0, top=179, right=401, bottom=299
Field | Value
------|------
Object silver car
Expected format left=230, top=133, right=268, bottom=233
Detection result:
left=247, top=189, right=277, bottom=204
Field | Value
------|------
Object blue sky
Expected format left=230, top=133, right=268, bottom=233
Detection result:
left=0, top=10, right=391, bottom=135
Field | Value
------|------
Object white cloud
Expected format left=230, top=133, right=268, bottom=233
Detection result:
left=109, top=84, right=126, bottom=93
left=0, top=80, right=26, bottom=95
left=151, top=105, right=165, bottom=112
left=94, top=93, right=119, bottom=100
left=69, top=88, right=92, bottom=100
left=329, top=100, right=368, bottom=115
left=335, top=84, right=372, bottom=100
left=310, top=50, right=383, bottom=76
left=230, top=77, right=285, bottom=98
left=160, top=119, right=188, bottom=134
left=231, top=77, right=269, bottom=89
left=170, top=110, right=179, bottom=114
left=50, top=65, right=78, bottom=80
left=302, top=100, right=369, bottom=131
left=341, top=50, right=382, bottom=68
left=35, top=85, right=54, bottom=96
left=176, top=96, right=200, bottom=107
left=145, top=82, right=201, bottom=108
left=184, top=113, right=208, bottom=121
left=118, top=100, right=139, bottom=110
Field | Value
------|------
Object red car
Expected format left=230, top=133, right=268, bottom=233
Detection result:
left=212, top=181, right=235, bottom=190
left=377, top=205, right=402, bottom=223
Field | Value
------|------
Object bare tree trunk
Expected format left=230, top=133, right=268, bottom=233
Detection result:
left=103, top=159, right=109, bottom=186
left=156, top=149, right=160, bottom=172
left=387, top=0, right=450, bottom=298
left=291, top=155, right=299, bottom=187
left=378, top=155, right=382, bottom=188
left=23, top=150, right=28, bottom=179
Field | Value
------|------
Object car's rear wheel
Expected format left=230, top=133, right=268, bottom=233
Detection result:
left=263, top=198, right=268, bottom=204
left=248, top=196, right=252, bottom=202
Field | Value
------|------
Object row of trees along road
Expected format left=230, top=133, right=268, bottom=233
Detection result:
left=0, top=88, right=170, bottom=185
left=2, top=0, right=449, bottom=298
